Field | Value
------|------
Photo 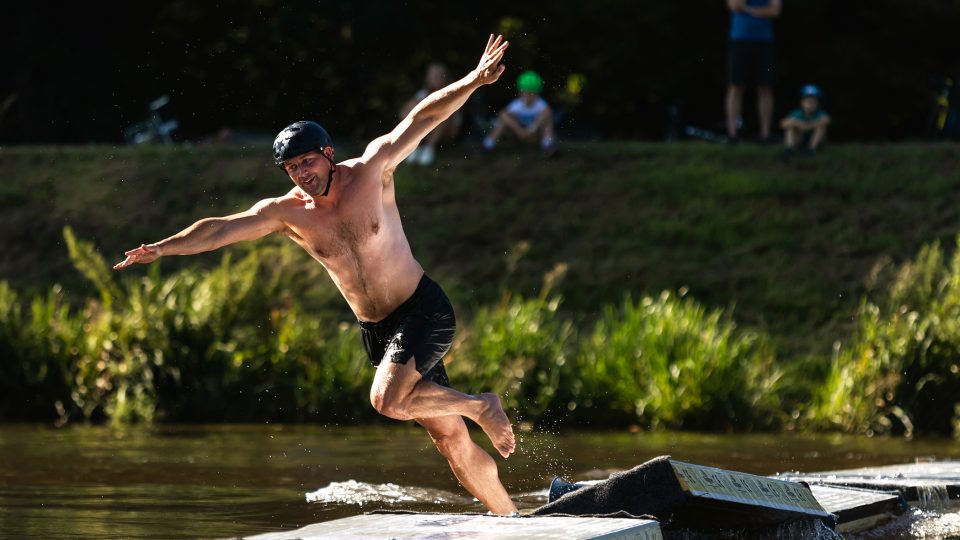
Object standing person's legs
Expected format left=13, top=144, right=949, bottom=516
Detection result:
left=370, top=357, right=516, bottom=458
left=726, top=40, right=748, bottom=139
left=755, top=40, right=776, bottom=141
left=416, top=414, right=518, bottom=515
left=757, top=86, right=774, bottom=141
left=726, top=85, right=744, bottom=138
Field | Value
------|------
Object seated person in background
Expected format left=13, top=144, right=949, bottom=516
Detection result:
left=482, top=70, right=557, bottom=156
left=780, top=84, right=830, bottom=160
left=400, top=62, right=463, bottom=166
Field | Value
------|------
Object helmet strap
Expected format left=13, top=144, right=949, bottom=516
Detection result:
left=317, top=146, right=335, bottom=197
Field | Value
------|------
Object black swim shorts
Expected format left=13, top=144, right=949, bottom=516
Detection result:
left=358, top=274, right=455, bottom=387
left=728, top=40, right=775, bottom=87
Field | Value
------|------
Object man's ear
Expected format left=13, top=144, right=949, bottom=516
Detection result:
left=324, top=146, right=335, bottom=160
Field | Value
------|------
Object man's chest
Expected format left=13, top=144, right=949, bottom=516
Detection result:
left=285, top=180, right=386, bottom=259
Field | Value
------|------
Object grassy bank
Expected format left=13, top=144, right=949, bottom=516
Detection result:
left=3, top=142, right=960, bottom=360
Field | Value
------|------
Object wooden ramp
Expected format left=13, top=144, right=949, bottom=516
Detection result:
left=807, top=484, right=904, bottom=533
left=241, top=513, right=663, bottom=540
left=778, top=461, right=960, bottom=508
left=543, top=458, right=834, bottom=531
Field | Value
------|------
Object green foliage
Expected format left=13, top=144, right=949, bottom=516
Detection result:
left=5, top=143, right=960, bottom=369
left=0, top=228, right=373, bottom=424
left=7, top=227, right=960, bottom=436
left=807, top=238, right=960, bottom=437
left=578, top=290, right=783, bottom=430
left=0, top=282, right=77, bottom=420
left=450, top=290, right=576, bottom=424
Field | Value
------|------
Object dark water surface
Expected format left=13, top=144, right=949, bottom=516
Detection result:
left=1, top=423, right=958, bottom=539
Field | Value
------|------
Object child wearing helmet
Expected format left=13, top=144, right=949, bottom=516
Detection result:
left=482, top=70, right=557, bottom=156
left=780, top=84, right=831, bottom=160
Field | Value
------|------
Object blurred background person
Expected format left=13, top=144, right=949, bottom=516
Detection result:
left=482, top=70, right=557, bottom=156
left=400, top=62, right=463, bottom=166
left=780, top=84, right=830, bottom=161
left=725, top=0, right=781, bottom=143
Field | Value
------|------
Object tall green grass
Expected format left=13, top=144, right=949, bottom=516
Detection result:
left=1, top=228, right=373, bottom=424
left=6, top=228, right=960, bottom=436
left=449, top=263, right=577, bottom=425
left=577, top=290, right=783, bottom=430
left=2, top=229, right=788, bottom=430
left=807, top=238, right=960, bottom=437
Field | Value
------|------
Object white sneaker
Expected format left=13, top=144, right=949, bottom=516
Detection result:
left=417, top=145, right=436, bottom=166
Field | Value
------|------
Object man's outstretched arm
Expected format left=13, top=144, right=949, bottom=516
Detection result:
left=113, top=199, right=285, bottom=269
left=361, top=34, right=508, bottom=170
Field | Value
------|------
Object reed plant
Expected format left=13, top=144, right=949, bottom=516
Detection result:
left=0, top=227, right=375, bottom=423
left=577, top=290, right=783, bottom=430
left=448, top=263, right=577, bottom=425
left=807, top=238, right=960, bottom=437
left=15, top=229, right=960, bottom=436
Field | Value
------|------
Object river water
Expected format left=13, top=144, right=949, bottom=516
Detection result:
left=0, top=423, right=957, bottom=539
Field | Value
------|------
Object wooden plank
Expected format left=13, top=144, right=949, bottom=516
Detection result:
left=671, top=460, right=828, bottom=515
left=807, top=485, right=904, bottom=533
left=778, top=461, right=960, bottom=507
left=241, top=513, right=663, bottom=540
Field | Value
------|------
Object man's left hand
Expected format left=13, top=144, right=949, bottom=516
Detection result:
left=472, top=34, right=509, bottom=86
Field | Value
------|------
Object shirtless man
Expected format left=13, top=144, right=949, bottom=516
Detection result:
left=113, top=35, right=517, bottom=515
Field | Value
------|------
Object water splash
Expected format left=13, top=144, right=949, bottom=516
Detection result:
left=916, top=484, right=953, bottom=512
left=768, top=519, right=842, bottom=540
left=908, top=507, right=960, bottom=538
left=852, top=506, right=960, bottom=539
left=305, top=480, right=472, bottom=506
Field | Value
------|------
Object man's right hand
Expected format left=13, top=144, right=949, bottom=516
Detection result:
left=113, top=243, right=161, bottom=270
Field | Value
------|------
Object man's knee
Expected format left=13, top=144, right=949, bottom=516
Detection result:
left=370, top=386, right=407, bottom=419
left=429, top=425, right=471, bottom=459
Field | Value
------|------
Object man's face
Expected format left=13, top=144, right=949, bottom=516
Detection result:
left=283, top=149, right=332, bottom=197
left=801, top=96, right=819, bottom=115
left=520, top=91, right=538, bottom=106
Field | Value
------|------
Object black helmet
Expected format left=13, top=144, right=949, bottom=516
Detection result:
left=273, top=121, right=333, bottom=169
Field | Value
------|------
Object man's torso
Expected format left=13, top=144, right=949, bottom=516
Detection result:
left=270, top=161, right=424, bottom=322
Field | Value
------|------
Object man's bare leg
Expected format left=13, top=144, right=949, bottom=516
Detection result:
left=417, top=414, right=518, bottom=515
left=370, top=358, right=515, bottom=457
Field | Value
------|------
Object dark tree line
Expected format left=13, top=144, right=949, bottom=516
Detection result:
left=4, top=0, right=958, bottom=144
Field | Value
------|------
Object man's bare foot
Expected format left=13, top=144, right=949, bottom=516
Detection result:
left=476, top=393, right=515, bottom=458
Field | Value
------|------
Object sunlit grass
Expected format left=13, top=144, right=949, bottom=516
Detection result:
left=806, top=237, right=960, bottom=437
left=577, top=290, right=783, bottom=430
